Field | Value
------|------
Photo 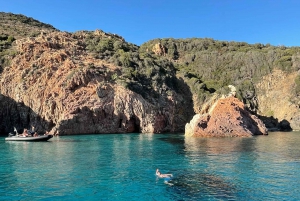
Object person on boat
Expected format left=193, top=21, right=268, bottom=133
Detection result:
left=13, top=127, right=19, bottom=136
left=28, top=126, right=35, bottom=136
left=156, top=169, right=173, bottom=178
left=33, top=132, right=39, bottom=137
left=21, top=128, right=29, bottom=137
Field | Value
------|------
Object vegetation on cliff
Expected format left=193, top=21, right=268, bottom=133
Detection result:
left=140, top=38, right=300, bottom=113
left=81, top=33, right=300, bottom=120
left=0, top=12, right=300, bottom=133
left=0, top=28, right=194, bottom=134
left=79, top=30, right=185, bottom=106
left=0, top=12, right=57, bottom=72
left=0, top=12, right=57, bottom=39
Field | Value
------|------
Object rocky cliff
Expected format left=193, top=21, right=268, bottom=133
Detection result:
left=141, top=39, right=300, bottom=132
left=1, top=12, right=300, bottom=135
left=255, top=69, right=299, bottom=130
left=185, top=95, right=268, bottom=137
left=0, top=31, right=194, bottom=135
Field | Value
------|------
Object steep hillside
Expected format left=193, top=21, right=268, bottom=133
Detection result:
left=255, top=69, right=299, bottom=130
left=0, top=12, right=58, bottom=73
left=140, top=38, right=300, bottom=130
left=0, top=30, right=193, bottom=135
left=0, top=12, right=58, bottom=39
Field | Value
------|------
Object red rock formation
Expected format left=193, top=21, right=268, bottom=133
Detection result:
left=185, top=96, right=268, bottom=137
left=0, top=31, right=193, bottom=135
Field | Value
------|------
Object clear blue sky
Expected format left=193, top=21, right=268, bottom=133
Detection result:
left=2, top=0, right=300, bottom=46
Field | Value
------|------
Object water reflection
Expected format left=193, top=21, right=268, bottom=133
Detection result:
left=255, top=132, right=300, bottom=163
left=181, top=136, right=262, bottom=200
left=180, top=133, right=300, bottom=200
left=184, top=136, right=259, bottom=171
left=184, top=136, right=258, bottom=154
left=138, top=133, right=154, bottom=141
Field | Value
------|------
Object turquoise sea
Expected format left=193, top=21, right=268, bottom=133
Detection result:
left=1, top=132, right=300, bottom=200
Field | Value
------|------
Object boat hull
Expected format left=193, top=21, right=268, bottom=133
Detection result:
left=5, top=135, right=53, bottom=141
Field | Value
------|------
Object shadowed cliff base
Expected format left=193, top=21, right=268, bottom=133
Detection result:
left=0, top=94, right=53, bottom=136
left=259, top=115, right=292, bottom=131
left=56, top=107, right=141, bottom=135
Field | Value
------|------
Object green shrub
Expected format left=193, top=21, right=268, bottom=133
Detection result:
left=120, top=52, right=132, bottom=67
left=96, top=39, right=114, bottom=52
left=295, top=75, right=300, bottom=95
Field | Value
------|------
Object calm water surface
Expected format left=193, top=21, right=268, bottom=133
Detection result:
left=0, top=132, right=300, bottom=200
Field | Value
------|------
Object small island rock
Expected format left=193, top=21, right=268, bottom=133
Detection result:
left=185, top=96, right=268, bottom=137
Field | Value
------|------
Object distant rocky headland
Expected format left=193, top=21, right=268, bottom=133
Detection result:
left=0, top=12, right=298, bottom=135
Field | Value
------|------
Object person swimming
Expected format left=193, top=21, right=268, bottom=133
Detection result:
left=156, top=169, right=173, bottom=178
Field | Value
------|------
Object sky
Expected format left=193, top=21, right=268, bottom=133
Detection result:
left=2, top=0, right=300, bottom=46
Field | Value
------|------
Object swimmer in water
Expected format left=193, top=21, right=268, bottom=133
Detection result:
left=156, top=169, right=173, bottom=178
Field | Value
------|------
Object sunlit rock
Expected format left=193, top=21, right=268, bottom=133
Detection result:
left=185, top=96, right=268, bottom=137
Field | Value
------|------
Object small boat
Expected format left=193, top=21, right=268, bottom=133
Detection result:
left=5, top=127, right=53, bottom=141
left=5, top=134, right=53, bottom=141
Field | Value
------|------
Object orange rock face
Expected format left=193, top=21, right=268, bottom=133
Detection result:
left=0, top=31, right=193, bottom=135
left=185, top=96, right=268, bottom=137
